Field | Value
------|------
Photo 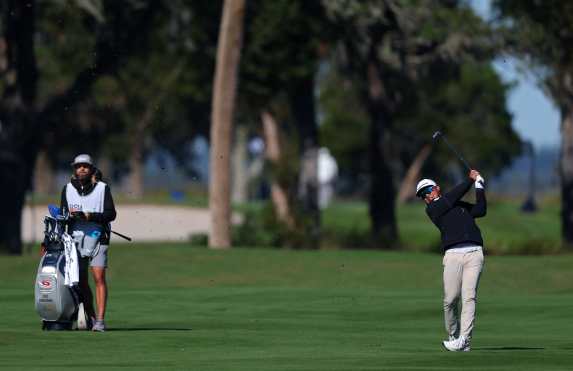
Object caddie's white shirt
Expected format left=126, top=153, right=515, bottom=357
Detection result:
left=66, top=181, right=107, bottom=213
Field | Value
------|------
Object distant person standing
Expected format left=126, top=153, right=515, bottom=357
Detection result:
left=416, top=170, right=486, bottom=352
left=318, top=147, right=338, bottom=209
left=60, top=154, right=117, bottom=332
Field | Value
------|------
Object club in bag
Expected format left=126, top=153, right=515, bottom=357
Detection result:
left=111, top=230, right=132, bottom=242
left=432, top=131, right=472, bottom=171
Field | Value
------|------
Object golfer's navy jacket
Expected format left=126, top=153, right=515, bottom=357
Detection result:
left=426, top=179, right=486, bottom=252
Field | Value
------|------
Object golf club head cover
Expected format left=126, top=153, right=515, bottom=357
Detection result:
left=48, top=204, right=61, bottom=217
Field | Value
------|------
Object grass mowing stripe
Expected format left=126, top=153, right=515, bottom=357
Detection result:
left=1, top=244, right=573, bottom=370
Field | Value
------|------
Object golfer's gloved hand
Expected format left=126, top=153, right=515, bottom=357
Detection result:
left=475, top=175, right=485, bottom=189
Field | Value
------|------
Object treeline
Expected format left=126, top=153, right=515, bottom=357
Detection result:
left=0, top=0, right=570, bottom=254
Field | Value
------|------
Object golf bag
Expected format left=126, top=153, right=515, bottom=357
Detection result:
left=34, top=208, right=82, bottom=331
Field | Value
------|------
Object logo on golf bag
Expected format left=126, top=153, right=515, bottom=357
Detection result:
left=39, top=278, right=53, bottom=290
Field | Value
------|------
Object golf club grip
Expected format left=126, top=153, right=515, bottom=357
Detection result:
left=111, top=230, right=132, bottom=241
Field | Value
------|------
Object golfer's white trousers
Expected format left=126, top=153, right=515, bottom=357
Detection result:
left=442, top=245, right=484, bottom=340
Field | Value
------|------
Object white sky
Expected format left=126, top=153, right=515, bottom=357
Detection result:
left=470, top=0, right=560, bottom=150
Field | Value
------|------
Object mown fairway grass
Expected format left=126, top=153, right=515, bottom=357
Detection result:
left=2, top=244, right=573, bottom=370
left=323, top=198, right=561, bottom=253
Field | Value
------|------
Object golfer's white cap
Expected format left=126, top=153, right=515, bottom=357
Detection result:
left=416, top=178, right=437, bottom=197
left=71, top=154, right=94, bottom=167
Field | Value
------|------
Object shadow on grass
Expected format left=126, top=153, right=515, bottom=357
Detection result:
left=107, top=327, right=192, bottom=332
left=474, top=347, right=544, bottom=351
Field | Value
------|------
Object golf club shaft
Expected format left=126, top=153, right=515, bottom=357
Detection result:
left=111, top=230, right=132, bottom=242
left=440, top=135, right=472, bottom=171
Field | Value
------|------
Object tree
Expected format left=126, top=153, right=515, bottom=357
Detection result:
left=239, top=0, right=329, bottom=248
left=89, top=55, right=185, bottom=199
left=0, top=0, right=39, bottom=254
left=0, top=0, right=162, bottom=254
left=319, top=61, right=521, bottom=203
left=122, top=0, right=220, bottom=188
left=209, top=0, right=247, bottom=249
left=493, top=1, right=573, bottom=245
left=261, top=110, right=295, bottom=228
left=394, top=61, right=521, bottom=198
left=323, top=0, right=505, bottom=246
left=63, top=1, right=220, bottom=198
left=318, top=71, right=370, bottom=196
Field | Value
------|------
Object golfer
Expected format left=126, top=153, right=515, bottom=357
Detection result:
left=60, top=154, right=117, bottom=332
left=416, top=170, right=486, bottom=352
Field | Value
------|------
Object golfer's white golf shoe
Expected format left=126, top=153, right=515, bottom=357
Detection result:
left=442, top=336, right=470, bottom=352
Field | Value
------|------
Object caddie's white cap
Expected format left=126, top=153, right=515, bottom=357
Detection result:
left=416, top=178, right=437, bottom=197
left=71, top=154, right=94, bottom=167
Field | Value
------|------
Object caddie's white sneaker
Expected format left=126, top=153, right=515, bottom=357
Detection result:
left=442, top=336, right=470, bottom=352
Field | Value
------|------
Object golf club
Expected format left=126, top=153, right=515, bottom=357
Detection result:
left=111, top=230, right=132, bottom=242
left=432, top=131, right=472, bottom=171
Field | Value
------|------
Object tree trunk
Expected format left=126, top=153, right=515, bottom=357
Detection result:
left=33, top=150, right=55, bottom=195
left=560, top=104, right=573, bottom=246
left=0, top=0, right=38, bottom=254
left=366, top=61, right=398, bottom=247
left=0, top=143, right=34, bottom=254
left=128, top=140, right=145, bottom=199
left=208, top=0, right=246, bottom=249
left=261, top=110, right=295, bottom=228
left=0, top=111, right=38, bottom=254
left=290, top=75, right=320, bottom=245
left=398, top=144, right=432, bottom=203
left=232, top=125, right=248, bottom=204
left=0, top=178, right=28, bottom=254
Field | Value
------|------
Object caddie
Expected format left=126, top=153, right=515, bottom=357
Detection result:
left=416, top=169, right=486, bottom=352
left=60, top=154, right=117, bottom=332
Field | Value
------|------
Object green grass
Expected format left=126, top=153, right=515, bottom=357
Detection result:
left=323, top=198, right=561, bottom=253
left=2, top=244, right=573, bottom=370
